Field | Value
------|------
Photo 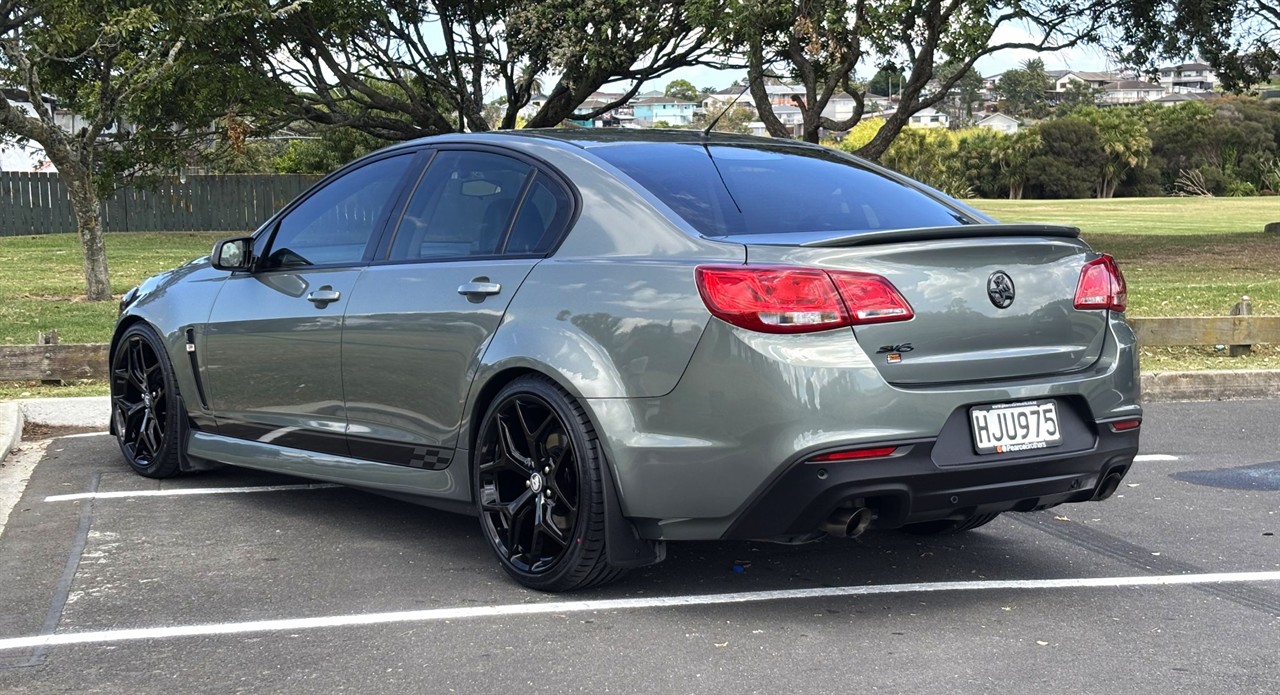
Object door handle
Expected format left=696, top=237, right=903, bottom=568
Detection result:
left=306, top=287, right=341, bottom=306
left=457, top=280, right=501, bottom=301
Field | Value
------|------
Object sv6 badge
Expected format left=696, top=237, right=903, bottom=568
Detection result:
left=876, top=343, right=913, bottom=364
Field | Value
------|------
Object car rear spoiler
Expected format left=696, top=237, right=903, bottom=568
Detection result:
left=708, top=224, right=1082, bottom=248
left=799, top=224, right=1081, bottom=248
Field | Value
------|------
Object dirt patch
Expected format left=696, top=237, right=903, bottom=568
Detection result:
left=21, top=421, right=106, bottom=440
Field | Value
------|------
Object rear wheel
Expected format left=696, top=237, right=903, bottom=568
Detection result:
left=110, top=324, right=185, bottom=479
left=473, top=376, right=625, bottom=591
left=902, top=512, right=1002, bottom=536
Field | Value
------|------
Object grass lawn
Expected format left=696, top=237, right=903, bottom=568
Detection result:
left=0, top=232, right=222, bottom=345
left=969, top=197, right=1279, bottom=236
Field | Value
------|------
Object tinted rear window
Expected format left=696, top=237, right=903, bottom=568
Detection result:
left=591, top=143, right=967, bottom=236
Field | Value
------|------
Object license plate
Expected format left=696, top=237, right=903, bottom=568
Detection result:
left=969, top=400, right=1062, bottom=454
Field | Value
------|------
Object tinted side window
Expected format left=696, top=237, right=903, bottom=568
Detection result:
left=263, top=155, right=413, bottom=269
left=388, top=151, right=533, bottom=261
left=591, top=143, right=967, bottom=237
left=506, top=175, right=572, bottom=254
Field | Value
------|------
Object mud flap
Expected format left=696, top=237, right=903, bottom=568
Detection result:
left=600, top=457, right=665, bottom=568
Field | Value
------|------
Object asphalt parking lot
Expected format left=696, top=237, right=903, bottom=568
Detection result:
left=0, top=400, right=1277, bottom=694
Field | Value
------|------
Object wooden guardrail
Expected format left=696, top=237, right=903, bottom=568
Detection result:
left=1, top=314, right=1278, bottom=383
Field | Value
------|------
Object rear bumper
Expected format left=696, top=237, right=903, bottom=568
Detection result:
left=724, top=425, right=1138, bottom=540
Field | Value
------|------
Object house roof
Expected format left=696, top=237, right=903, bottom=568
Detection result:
left=633, top=96, right=697, bottom=105
left=1103, top=80, right=1162, bottom=91
left=1159, top=62, right=1211, bottom=72
left=1152, top=92, right=1208, bottom=103
left=976, top=112, right=1018, bottom=125
left=1062, top=71, right=1122, bottom=82
left=911, top=107, right=946, bottom=118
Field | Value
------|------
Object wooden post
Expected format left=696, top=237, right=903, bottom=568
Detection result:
left=38, top=329, right=63, bottom=385
left=1229, top=296, right=1252, bottom=357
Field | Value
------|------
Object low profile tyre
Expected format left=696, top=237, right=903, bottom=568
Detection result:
left=110, top=323, right=185, bottom=479
left=902, top=512, right=1002, bottom=536
left=474, top=375, right=625, bottom=592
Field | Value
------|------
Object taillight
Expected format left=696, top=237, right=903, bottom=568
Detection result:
left=808, top=446, right=899, bottom=463
left=695, top=266, right=914, bottom=334
left=1074, top=255, right=1127, bottom=312
left=1109, top=418, right=1141, bottom=432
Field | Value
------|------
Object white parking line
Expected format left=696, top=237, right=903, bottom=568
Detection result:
left=44, top=483, right=341, bottom=502
left=2, top=570, right=1278, bottom=651
left=1134, top=455, right=1178, bottom=462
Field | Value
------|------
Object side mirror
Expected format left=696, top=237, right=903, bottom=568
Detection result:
left=211, top=237, right=254, bottom=272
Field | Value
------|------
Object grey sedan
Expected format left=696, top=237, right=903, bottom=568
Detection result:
left=111, top=130, right=1140, bottom=591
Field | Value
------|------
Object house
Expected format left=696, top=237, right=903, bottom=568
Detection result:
left=1156, top=62, right=1217, bottom=93
left=975, top=112, right=1019, bottom=134
left=1152, top=91, right=1209, bottom=107
left=631, top=96, right=698, bottom=127
left=1100, top=80, right=1164, bottom=104
left=907, top=107, right=949, bottom=128
left=1054, top=71, right=1121, bottom=92
left=747, top=105, right=805, bottom=137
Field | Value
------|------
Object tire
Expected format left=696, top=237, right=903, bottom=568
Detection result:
left=473, top=375, right=626, bottom=591
left=110, top=323, right=186, bottom=479
left=902, top=512, right=1002, bottom=536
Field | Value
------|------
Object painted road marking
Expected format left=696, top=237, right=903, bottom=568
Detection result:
left=44, top=483, right=341, bottom=502
left=2, top=570, right=1278, bottom=651
left=1134, top=455, right=1178, bottom=462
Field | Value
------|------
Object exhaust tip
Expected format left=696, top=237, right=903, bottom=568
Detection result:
left=821, top=507, right=872, bottom=538
left=1093, top=471, right=1125, bottom=501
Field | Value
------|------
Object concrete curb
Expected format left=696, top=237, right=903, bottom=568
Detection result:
left=0, top=401, right=24, bottom=465
left=1142, top=369, right=1280, bottom=402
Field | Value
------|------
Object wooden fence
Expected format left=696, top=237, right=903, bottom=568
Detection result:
left=0, top=172, right=320, bottom=236
left=2, top=316, right=1278, bottom=383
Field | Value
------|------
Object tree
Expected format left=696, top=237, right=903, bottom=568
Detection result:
left=692, top=103, right=754, bottom=133
left=1074, top=106, right=1152, bottom=198
left=242, top=0, right=722, bottom=139
left=997, top=59, right=1052, bottom=119
left=938, top=62, right=984, bottom=122
left=994, top=129, right=1043, bottom=199
left=0, top=0, right=297, bottom=300
left=665, top=78, right=700, bottom=102
left=1027, top=117, right=1105, bottom=198
left=720, top=0, right=1111, bottom=153
left=1107, top=0, right=1280, bottom=91
left=867, top=67, right=905, bottom=97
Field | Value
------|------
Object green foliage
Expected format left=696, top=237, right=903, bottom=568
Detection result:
left=692, top=104, right=754, bottom=134
left=1055, top=79, right=1104, bottom=115
left=997, top=59, right=1051, bottom=119
left=664, top=79, right=700, bottom=102
left=867, top=68, right=905, bottom=97
left=1073, top=106, right=1152, bottom=198
left=1027, top=117, right=1105, bottom=198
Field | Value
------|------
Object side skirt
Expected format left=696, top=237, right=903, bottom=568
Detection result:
left=185, top=431, right=471, bottom=509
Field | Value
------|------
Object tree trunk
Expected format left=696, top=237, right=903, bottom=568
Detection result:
left=65, top=177, right=111, bottom=300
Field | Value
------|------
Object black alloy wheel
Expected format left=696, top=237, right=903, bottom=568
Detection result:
left=474, top=376, right=623, bottom=591
left=111, top=324, right=184, bottom=478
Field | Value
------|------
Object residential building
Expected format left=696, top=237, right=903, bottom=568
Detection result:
left=907, top=107, right=949, bottom=128
left=1152, top=91, right=1209, bottom=107
left=1101, top=80, right=1164, bottom=104
left=631, top=96, right=697, bottom=127
left=975, top=112, right=1019, bottom=134
left=1054, top=71, right=1121, bottom=92
left=747, top=105, right=804, bottom=137
left=1156, top=62, right=1217, bottom=93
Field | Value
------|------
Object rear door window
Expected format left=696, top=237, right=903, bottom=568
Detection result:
left=388, top=150, right=535, bottom=261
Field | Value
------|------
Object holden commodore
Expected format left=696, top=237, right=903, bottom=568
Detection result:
left=111, top=130, right=1140, bottom=591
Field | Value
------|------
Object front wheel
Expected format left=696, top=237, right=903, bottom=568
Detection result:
left=473, top=376, right=626, bottom=591
left=110, top=323, right=185, bottom=479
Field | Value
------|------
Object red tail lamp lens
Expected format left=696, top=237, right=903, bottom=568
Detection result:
left=695, top=266, right=913, bottom=334
left=809, top=446, right=899, bottom=463
left=1109, top=418, right=1141, bottom=432
left=1074, top=255, right=1127, bottom=312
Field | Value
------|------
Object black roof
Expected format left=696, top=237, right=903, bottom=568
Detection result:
left=498, top=128, right=818, bottom=150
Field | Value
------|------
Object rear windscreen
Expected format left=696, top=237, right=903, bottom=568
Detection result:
left=590, top=142, right=968, bottom=237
